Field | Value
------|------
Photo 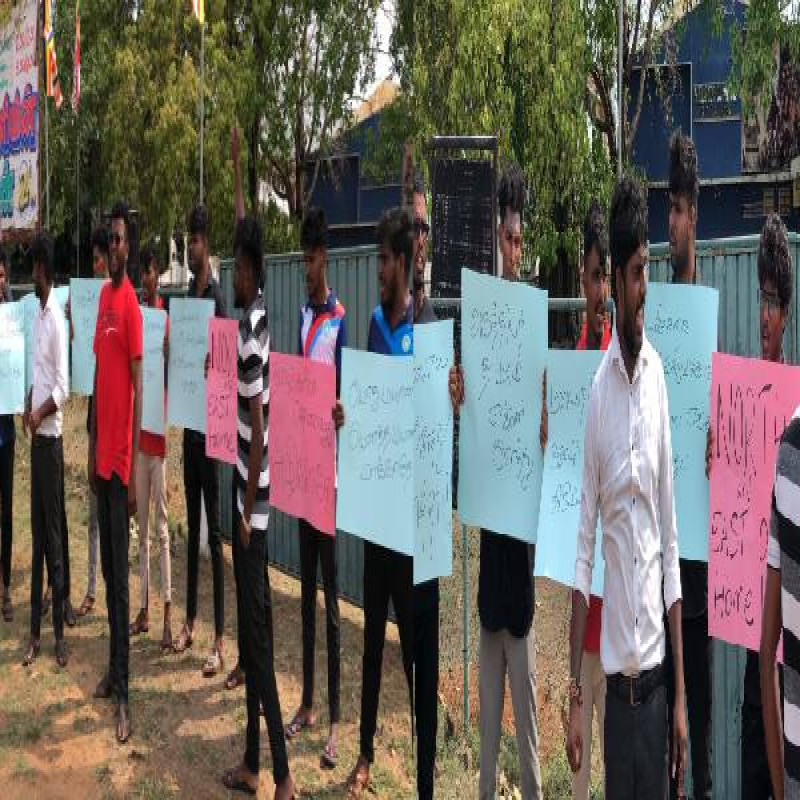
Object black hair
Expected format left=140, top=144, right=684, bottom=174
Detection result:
left=300, top=207, right=328, bottom=251
left=110, top=200, right=130, bottom=239
left=583, top=199, right=608, bottom=270
left=376, top=207, right=414, bottom=282
left=91, top=226, right=110, bottom=258
left=609, top=174, right=648, bottom=299
left=668, top=131, right=699, bottom=209
left=188, top=204, right=209, bottom=237
left=758, top=212, right=793, bottom=310
left=412, top=169, right=426, bottom=198
left=0, top=244, right=8, bottom=269
left=29, top=230, right=54, bottom=283
left=140, top=241, right=159, bottom=275
left=498, top=162, right=526, bottom=222
left=234, top=216, right=264, bottom=288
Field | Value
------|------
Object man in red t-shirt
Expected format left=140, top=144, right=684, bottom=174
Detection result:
left=129, top=243, right=172, bottom=651
left=88, top=201, right=143, bottom=745
left=566, top=201, right=612, bottom=800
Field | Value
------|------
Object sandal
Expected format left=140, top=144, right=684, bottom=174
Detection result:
left=172, top=624, right=193, bottom=654
left=2, top=593, right=12, bottom=622
left=225, top=663, right=245, bottom=690
left=284, top=709, right=314, bottom=740
left=76, top=594, right=95, bottom=617
left=129, top=610, right=149, bottom=636
left=202, top=648, right=223, bottom=678
left=160, top=624, right=173, bottom=654
left=320, top=736, right=338, bottom=769
left=222, top=767, right=257, bottom=795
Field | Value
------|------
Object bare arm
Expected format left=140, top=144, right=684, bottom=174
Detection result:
left=128, top=358, right=142, bottom=514
left=761, top=566, right=785, bottom=800
left=667, top=599, right=688, bottom=793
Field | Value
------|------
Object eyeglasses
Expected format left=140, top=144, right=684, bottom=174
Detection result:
left=109, top=232, right=125, bottom=246
left=759, top=288, right=782, bottom=316
left=413, top=219, right=429, bottom=237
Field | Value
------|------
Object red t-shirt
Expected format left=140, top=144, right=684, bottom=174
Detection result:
left=94, top=276, right=143, bottom=486
left=576, top=320, right=612, bottom=653
left=139, top=294, right=168, bottom=459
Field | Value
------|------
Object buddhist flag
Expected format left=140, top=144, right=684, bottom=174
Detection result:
left=192, top=0, right=204, bottom=24
left=44, top=0, right=64, bottom=109
left=72, top=0, right=80, bottom=113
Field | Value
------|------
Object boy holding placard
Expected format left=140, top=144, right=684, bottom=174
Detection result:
left=130, top=243, right=172, bottom=651
left=343, top=208, right=415, bottom=797
left=173, top=204, right=228, bottom=677
left=0, top=247, right=15, bottom=623
left=282, top=207, right=346, bottom=769
left=220, top=215, right=295, bottom=799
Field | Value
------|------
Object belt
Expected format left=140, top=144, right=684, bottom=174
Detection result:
left=606, top=662, right=664, bottom=707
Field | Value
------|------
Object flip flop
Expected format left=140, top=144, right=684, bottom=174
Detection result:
left=320, top=737, right=338, bottom=769
left=172, top=624, right=193, bottom=654
left=76, top=595, right=95, bottom=617
left=225, top=663, right=245, bottom=690
left=284, top=710, right=314, bottom=740
left=202, top=648, right=223, bottom=678
left=222, top=768, right=257, bottom=795
left=160, top=626, right=173, bottom=654
left=129, top=611, right=149, bottom=636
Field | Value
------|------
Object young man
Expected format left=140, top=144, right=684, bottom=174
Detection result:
left=90, top=201, right=143, bottom=744
left=221, top=215, right=295, bottom=800
left=344, top=208, right=415, bottom=797
left=130, top=243, right=172, bottom=651
left=760, top=215, right=798, bottom=800
left=283, top=207, right=345, bottom=769
left=22, top=231, right=69, bottom=669
left=173, top=204, right=227, bottom=677
left=564, top=200, right=611, bottom=800
left=566, top=174, right=688, bottom=799
left=449, top=163, right=543, bottom=800
left=410, top=173, right=439, bottom=800
left=0, top=247, right=15, bottom=623
left=76, top=227, right=110, bottom=618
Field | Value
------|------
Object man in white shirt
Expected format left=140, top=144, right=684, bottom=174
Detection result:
left=22, top=231, right=69, bottom=669
left=566, top=174, right=688, bottom=798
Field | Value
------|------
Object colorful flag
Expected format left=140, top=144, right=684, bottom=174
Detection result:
left=192, top=0, right=204, bottom=24
left=72, top=0, right=80, bottom=113
left=43, top=0, right=64, bottom=109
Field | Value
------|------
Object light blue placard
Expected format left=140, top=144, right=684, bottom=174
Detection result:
left=414, top=320, right=454, bottom=584
left=53, top=285, right=69, bottom=312
left=535, top=350, right=605, bottom=595
left=167, top=297, right=214, bottom=433
left=457, top=269, right=548, bottom=543
left=21, top=292, right=37, bottom=394
left=0, top=301, right=25, bottom=414
left=645, top=283, right=718, bottom=562
left=141, top=307, right=167, bottom=435
left=337, top=348, right=414, bottom=555
left=70, top=278, right=105, bottom=395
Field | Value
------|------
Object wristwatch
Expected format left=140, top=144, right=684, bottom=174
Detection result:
left=569, top=677, right=583, bottom=707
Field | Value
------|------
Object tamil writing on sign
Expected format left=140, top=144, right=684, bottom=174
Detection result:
left=269, top=353, right=337, bottom=536
left=535, top=350, right=605, bottom=595
left=141, top=307, right=167, bottom=436
left=646, top=283, right=718, bottom=561
left=414, top=320, right=454, bottom=584
left=0, top=301, right=24, bottom=414
left=0, top=0, right=39, bottom=230
left=167, top=298, right=214, bottom=434
left=457, top=269, right=547, bottom=542
left=708, top=353, right=800, bottom=652
left=70, top=278, right=104, bottom=395
left=337, top=348, right=414, bottom=554
left=205, top=318, right=239, bottom=463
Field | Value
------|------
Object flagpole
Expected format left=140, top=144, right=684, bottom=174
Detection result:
left=76, top=123, right=80, bottom=275
left=199, top=19, right=204, bottom=205
left=45, top=92, right=49, bottom=228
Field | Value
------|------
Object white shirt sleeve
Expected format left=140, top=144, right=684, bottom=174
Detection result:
left=575, top=383, right=600, bottom=606
left=658, top=369, right=682, bottom=612
left=50, top=310, right=68, bottom=410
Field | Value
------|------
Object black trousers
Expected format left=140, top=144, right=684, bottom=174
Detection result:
left=45, top=459, right=71, bottom=600
left=605, top=676, right=669, bottom=799
left=666, top=612, right=712, bottom=800
left=298, top=518, right=341, bottom=723
left=0, top=438, right=14, bottom=588
left=360, top=541, right=413, bottom=764
left=231, top=502, right=289, bottom=783
left=741, top=699, right=773, bottom=799
left=30, top=436, right=64, bottom=640
left=414, top=578, right=439, bottom=800
left=183, top=431, right=224, bottom=636
left=97, top=473, right=130, bottom=704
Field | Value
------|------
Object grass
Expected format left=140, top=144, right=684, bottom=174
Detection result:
left=0, top=712, right=51, bottom=748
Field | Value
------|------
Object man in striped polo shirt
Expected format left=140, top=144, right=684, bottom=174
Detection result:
left=758, top=214, right=797, bottom=800
left=284, top=207, right=345, bottom=769
left=221, top=216, right=295, bottom=799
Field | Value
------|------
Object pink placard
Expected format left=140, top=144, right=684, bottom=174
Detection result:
left=708, top=352, right=800, bottom=653
left=205, top=318, right=239, bottom=465
left=269, top=353, right=337, bottom=536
